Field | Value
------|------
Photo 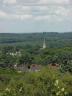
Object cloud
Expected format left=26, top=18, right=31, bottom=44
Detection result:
left=0, top=6, right=72, bottom=22
left=3, top=0, right=16, bottom=4
left=0, top=0, right=72, bottom=33
left=55, top=7, right=68, bottom=16
left=17, top=0, right=39, bottom=4
left=0, top=0, right=71, bottom=22
left=15, top=5, right=31, bottom=14
left=2, top=0, right=70, bottom=5
left=34, top=15, right=50, bottom=20
left=38, top=0, right=70, bottom=4
left=0, top=10, right=7, bottom=17
left=0, top=10, right=33, bottom=20
left=19, top=14, right=33, bottom=20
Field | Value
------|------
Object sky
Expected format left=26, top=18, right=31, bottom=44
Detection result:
left=0, top=0, right=72, bottom=33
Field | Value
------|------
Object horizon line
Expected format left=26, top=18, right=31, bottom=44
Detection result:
left=0, top=32, right=72, bottom=34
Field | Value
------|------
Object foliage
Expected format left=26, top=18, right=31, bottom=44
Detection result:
left=0, top=32, right=72, bottom=95
left=0, top=68, right=72, bottom=96
left=0, top=46, right=72, bottom=73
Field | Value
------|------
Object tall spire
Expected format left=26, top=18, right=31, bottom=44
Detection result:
left=43, top=38, right=46, bottom=49
left=42, top=32, right=46, bottom=49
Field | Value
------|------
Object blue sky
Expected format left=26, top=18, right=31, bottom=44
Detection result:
left=0, top=0, right=72, bottom=33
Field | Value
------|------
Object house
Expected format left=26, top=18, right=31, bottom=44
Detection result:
left=48, top=63, right=60, bottom=69
left=14, top=64, right=28, bottom=72
left=7, top=51, right=21, bottom=56
left=30, top=64, right=41, bottom=72
left=14, top=64, right=42, bottom=72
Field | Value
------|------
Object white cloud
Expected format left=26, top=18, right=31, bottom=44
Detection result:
left=17, top=0, right=39, bottom=4
left=0, top=6, right=71, bottom=22
left=15, top=5, right=31, bottom=14
left=3, top=0, right=16, bottom=4
left=0, top=0, right=72, bottom=22
left=38, top=0, right=70, bottom=4
left=34, top=6, right=48, bottom=11
left=2, top=0, right=70, bottom=5
left=19, top=14, right=33, bottom=20
left=0, top=10, right=33, bottom=20
left=38, top=0, right=48, bottom=4
left=21, top=6, right=31, bottom=10
left=55, top=7, right=69, bottom=16
left=34, top=15, right=50, bottom=20
left=0, top=10, right=7, bottom=17
left=15, top=5, right=30, bottom=10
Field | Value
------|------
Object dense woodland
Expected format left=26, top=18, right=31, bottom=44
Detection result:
left=0, top=32, right=72, bottom=72
left=0, top=32, right=72, bottom=48
left=0, top=32, right=72, bottom=96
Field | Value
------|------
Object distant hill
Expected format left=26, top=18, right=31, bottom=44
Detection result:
left=0, top=32, right=72, bottom=48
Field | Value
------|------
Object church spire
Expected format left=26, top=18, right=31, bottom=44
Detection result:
left=42, top=32, right=46, bottom=49
left=43, top=38, right=46, bottom=49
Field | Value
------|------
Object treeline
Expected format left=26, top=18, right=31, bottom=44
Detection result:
left=0, top=32, right=72, bottom=48
left=0, top=46, right=72, bottom=73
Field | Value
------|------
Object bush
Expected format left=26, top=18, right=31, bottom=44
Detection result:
left=0, top=68, right=72, bottom=96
